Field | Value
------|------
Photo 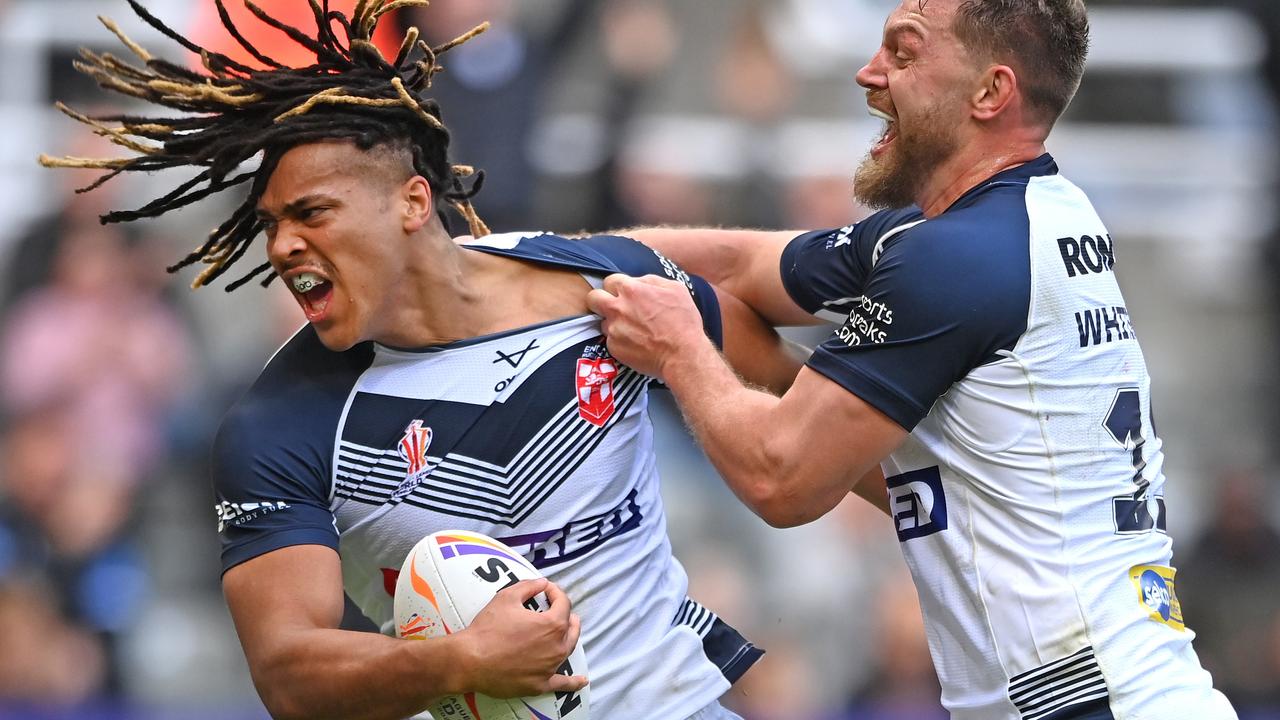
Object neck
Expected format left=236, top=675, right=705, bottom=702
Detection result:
left=373, top=229, right=491, bottom=348
left=916, top=139, right=1047, bottom=217
left=373, top=233, right=589, bottom=349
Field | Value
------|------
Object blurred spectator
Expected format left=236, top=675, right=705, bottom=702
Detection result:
left=1, top=128, right=128, bottom=315
left=0, top=577, right=105, bottom=703
left=0, top=184, right=193, bottom=696
left=846, top=571, right=945, bottom=718
left=1178, top=469, right=1280, bottom=708
left=1, top=221, right=191, bottom=487
left=401, top=0, right=552, bottom=232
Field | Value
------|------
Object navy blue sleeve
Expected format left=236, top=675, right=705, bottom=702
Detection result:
left=213, top=329, right=372, bottom=574
left=780, top=209, right=925, bottom=317
left=786, top=202, right=1030, bottom=431
left=578, top=234, right=723, bottom=349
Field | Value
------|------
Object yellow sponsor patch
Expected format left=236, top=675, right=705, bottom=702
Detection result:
left=1129, top=564, right=1184, bottom=631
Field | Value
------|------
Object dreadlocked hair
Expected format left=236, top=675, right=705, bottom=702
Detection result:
left=39, top=0, right=491, bottom=291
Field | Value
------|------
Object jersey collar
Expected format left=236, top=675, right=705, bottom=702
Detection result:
left=945, top=152, right=1059, bottom=213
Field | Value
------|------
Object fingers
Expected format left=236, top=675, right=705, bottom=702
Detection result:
left=541, top=581, right=573, bottom=623
left=564, top=609, right=581, bottom=649
left=504, top=577, right=548, bottom=605
left=585, top=287, right=617, bottom=316
left=599, top=273, right=631, bottom=294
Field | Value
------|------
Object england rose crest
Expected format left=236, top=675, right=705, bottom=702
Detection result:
left=576, top=348, right=618, bottom=427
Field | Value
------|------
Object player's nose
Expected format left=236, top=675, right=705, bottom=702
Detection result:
left=266, top=223, right=308, bottom=266
left=856, top=47, right=889, bottom=91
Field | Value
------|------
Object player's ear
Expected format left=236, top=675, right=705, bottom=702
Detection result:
left=401, top=175, right=433, bottom=233
left=972, top=64, right=1017, bottom=121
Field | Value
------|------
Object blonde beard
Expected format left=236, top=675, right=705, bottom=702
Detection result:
left=853, top=100, right=962, bottom=211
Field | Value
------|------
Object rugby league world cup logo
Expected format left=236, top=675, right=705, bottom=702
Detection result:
left=393, top=419, right=434, bottom=501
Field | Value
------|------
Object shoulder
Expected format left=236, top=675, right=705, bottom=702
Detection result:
left=215, top=327, right=373, bottom=482
left=463, top=230, right=683, bottom=280
left=881, top=185, right=1034, bottom=291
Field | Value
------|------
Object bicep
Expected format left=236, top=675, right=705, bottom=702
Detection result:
left=222, top=544, right=346, bottom=669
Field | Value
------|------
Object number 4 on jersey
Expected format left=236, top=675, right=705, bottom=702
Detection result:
left=1105, top=387, right=1167, bottom=534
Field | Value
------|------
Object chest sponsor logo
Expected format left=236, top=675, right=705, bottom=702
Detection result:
left=1058, top=234, right=1115, bottom=277
left=834, top=295, right=894, bottom=347
left=378, top=490, right=644, bottom=598
left=886, top=466, right=948, bottom=541
left=394, top=419, right=435, bottom=500
left=215, top=500, right=289, bottom=532
left=576, top=345, right=618, bottom=427
left=1129, top=564, right=1185, bottom=631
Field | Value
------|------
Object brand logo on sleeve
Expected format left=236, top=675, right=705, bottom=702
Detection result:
left=214, top=500, right=290, bottom=532
left=834, top=295, right=894, bottom=346
left=826, top=224, right=857, bottom=249
left=651, top=248, right=695, bottom=293
left=886, top=466, right=948, bottom=541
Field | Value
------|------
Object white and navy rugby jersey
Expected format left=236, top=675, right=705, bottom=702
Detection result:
left=782, top=155, right=1236, bottom=720
left=213, top=232, right=762, bottom=720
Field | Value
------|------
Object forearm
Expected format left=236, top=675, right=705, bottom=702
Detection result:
left=622, top=227, right=815, bottom=327
left=662, top=337, right=837, bottom=527
left=619, top=227, right=741, bottom=286
left=248, top=627, right=465, bottom=720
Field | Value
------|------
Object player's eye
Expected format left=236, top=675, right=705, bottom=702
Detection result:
left=298, top=206, right=324, bottom=221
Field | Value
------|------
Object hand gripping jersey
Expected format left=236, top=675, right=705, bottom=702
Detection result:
left=781, top=156, right=1235, bottom=720
left=213, top=233, right=762, bottom=720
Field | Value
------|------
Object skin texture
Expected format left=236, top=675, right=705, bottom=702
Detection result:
left=230, top=140, right=801, bottom=718
left=586, top=0, right=1055, bottom=527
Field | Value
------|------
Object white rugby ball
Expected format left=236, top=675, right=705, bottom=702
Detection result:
left=394, top=530, right=590, bottom=720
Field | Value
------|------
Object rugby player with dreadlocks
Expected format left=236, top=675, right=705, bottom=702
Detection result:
left=42, top=2, right=800, bottom=718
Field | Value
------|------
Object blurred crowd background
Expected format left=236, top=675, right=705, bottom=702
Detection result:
left=0, top=0, right=1277, bottom=718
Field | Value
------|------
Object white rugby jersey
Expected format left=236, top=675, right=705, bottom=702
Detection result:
left=781, top=155, right=1236, bottom=720
left=213, top=233, right=761, bottom=719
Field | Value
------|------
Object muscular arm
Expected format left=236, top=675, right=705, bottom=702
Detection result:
left=590, top=276, right=905, bottom=527
left=624, top=228, right=819, bottom=327
left=714, top=286, right=806, bottom=397
left=223, top=545, right=584, bottom=720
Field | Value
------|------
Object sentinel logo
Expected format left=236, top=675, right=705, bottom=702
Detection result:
left=215, top=500, right=289, bottom=532
left=886, top=466, right=948, bottom=541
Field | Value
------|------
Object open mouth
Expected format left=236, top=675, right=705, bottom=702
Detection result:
left=290, top=271, right=334, bottom=322
left=869, top=106, right=898, bottom=157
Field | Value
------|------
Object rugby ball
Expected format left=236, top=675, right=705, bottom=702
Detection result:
left=394, top=530, right=590, bottom=720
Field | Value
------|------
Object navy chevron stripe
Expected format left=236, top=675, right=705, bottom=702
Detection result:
left=333, top=369, right=648, bottom=525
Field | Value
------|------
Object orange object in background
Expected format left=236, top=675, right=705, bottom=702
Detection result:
left=188, top=1, right=402, bottom=71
